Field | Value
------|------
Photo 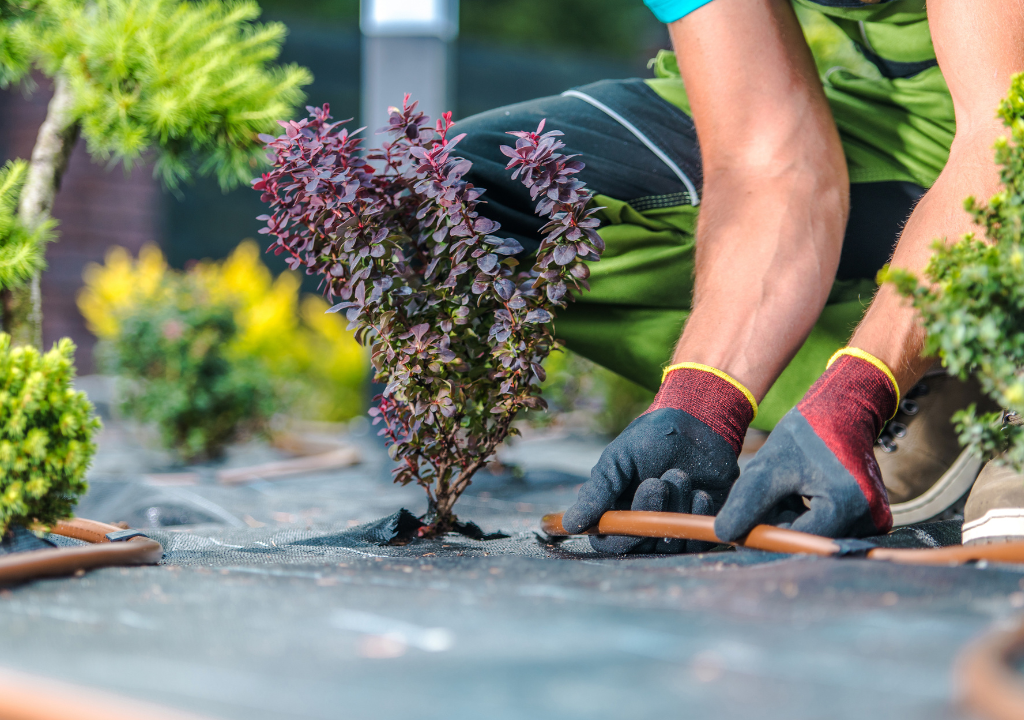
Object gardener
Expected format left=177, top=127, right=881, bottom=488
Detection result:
left=457, top=0, right=1024, bottom=551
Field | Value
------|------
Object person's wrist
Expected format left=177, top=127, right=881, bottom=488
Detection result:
left=644, top=363, right=757, bottom=456
left=814, top=348, right=900, bottom=426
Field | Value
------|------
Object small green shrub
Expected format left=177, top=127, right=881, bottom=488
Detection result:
left=104, top=275, right=275, bottom=461
left=886, top=72, right=1024, bottom=467
left=80, top=241, right=368, bottom=424
left=0, top=334, right=99, bottom=535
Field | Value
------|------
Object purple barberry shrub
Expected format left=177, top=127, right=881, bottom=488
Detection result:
left=254, top=97, right=603, bottom=534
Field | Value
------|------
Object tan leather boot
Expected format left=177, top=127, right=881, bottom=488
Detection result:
left=874, top=372, right=999, bottom=527
left=962, top=460, right=1024, bottom=545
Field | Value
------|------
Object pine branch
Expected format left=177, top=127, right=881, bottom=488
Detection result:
left=1, top=72, right=78, bottom=347
left=0, top=160, right=53, bottom=290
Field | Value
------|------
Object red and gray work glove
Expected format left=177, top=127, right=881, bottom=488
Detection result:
left=715, top=348, right=898, bottom=541
left=563, top=363, right=757, bottom=554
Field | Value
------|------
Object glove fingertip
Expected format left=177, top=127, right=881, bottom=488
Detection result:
left=632, top=477, right=670, bottom=511
left=562, top=503, right=600, bottom=534
left=590, top=533, right=652, bottom=555
left=713, top=506, right=748, bottom=544
left=659, top=467, right=689, bottom=483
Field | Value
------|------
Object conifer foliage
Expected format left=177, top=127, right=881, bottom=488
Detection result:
left=0, top=160, right=52, bottom=290
left=0, top=0, right=311, bottom=345
left=0, top=334, right=98, bottom=535
left=255, top=99, right=604, bottom=533
left=887, top=73, right=1024, bottom=467
left=54, top=0, right=311, bottom=190
left=0, top=0, right=36, bottom=89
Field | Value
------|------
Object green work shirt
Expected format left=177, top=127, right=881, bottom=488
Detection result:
left=646, top=0, right=955, bottom=188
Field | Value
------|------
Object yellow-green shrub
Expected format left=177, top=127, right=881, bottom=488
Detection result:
left=0, top=335, right=99, bottom=535
left=78, top=241, right=367, bottom=422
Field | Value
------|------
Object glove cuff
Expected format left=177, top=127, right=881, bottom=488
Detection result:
left=799, top=348, right=899, bottom=532
left=826, top=347, right=901, bottom=417
left=646, top=363, right=757, bottom=455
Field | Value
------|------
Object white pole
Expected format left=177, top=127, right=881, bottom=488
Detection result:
left=360, top=0, right=459, bottom=145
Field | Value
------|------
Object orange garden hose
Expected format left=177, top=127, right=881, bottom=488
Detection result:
left=540, top=511, right=1024, bottom=565
left=0, top=518, right=163, bottom=586
left=0, top=666, right=212, bottom=720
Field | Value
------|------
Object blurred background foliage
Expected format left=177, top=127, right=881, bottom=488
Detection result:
left=78, top=242, right=368, bottom=427
left=2, top=0, right=311, bottom=190
left=533, top=350, right=654, bottom=439
left=257, top=0, right=665, bottom=60
left=0, top=158, right=52, bottom=289
left=0, top=0, right=882, bottom=447
left=153, top=0, right=874, bottom=441
left=98, top=273, right=276, bottom=460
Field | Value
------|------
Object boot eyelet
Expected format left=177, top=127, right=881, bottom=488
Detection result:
left=877, top=436, right=898, bottom=453
left=907, top=382, right=929, bottom=399
left=899, top=399, right=919, bottom=416
left=889, top=421, right=907, bottom=438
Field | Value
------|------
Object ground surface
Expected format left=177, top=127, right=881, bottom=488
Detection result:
left=1, top=412, right=1022, bottom=720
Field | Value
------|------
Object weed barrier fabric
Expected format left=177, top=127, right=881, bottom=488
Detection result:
left=3, top=430, right=1024, bottom=720
left=136, top=510, right=965, bottom=568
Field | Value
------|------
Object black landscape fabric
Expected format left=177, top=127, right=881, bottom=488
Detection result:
left=0, top=428, right=1020, bottom=720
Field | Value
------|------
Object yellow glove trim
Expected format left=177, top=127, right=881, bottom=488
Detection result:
left=826, top=347, right=901, bottom=411
left=661, top=362, right=758, bottom=419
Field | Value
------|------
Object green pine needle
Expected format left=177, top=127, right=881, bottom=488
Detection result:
left=0, top=159, right=53, bottom=291
left=7, top=0, right=311, bottom=191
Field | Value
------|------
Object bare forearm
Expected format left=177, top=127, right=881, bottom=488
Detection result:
left=674, top=166, right=846, bottom=399
left=667, top=0, right=847, bottom=399
left=851, top=0, right=1024, bottom=394
left=851, top=134, right=1004, bottom=392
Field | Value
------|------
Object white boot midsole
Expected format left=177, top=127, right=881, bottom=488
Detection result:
left=890, top=449, right=982, bottom=527
left=962, top=508, right=1024, bottom=543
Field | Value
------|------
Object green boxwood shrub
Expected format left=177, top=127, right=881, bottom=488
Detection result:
left=103, top=276, right=276, bottom=461
left=0, top=334, right=99, bottom=535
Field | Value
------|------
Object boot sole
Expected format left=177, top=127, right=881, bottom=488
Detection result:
left=963, top=508, right=1024, bottom=545
left=890, top=448, right=983, bottom=527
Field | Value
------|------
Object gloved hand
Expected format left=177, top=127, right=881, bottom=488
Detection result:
left=715, top=348, right=899, bottom=542
left=563, top=363, right=757, bottom=554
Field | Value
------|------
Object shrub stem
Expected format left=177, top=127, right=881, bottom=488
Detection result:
left=2, top=74, right=80, bottom=348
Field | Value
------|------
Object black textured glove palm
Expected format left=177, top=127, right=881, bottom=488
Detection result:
left=715, top=349, right=899, bottom=542
left=563, top=364, right=757, bottom=554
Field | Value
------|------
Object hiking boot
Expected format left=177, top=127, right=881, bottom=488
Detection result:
left=874, top=371, right=999, bottom=527
left=962, top=459, right=1024, bottom=545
